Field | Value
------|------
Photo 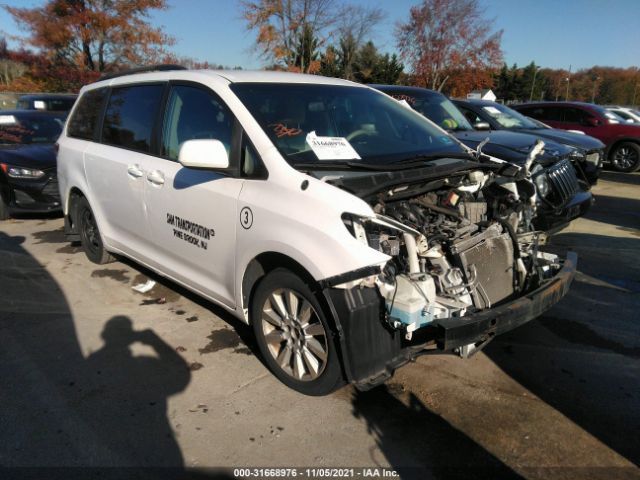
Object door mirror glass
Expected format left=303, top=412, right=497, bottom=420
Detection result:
left=474, top=121, right=491, bottom=131
left=178, top=139, right=229, bottom=169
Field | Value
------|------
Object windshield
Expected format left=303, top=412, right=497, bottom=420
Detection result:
left=231, top=83, right=466, bottom=167
left=388, top=92, right=473, bottom=132
left=0, top=114, right=64, bottom=145
left=480, top=103, right=540, bottom=129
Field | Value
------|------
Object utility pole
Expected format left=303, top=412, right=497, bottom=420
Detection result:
left=529, top=66, right=541, bottom=101
left=565, top=64, right=572, bottom=101
left=591, top=76, right=600, bottom=103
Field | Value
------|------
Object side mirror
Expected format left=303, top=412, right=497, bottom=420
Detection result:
left=178, top=139, right=229, bottom=170
left=584, top=117, right=600, bottom=127
left=474, top=121, right=491, bottom=131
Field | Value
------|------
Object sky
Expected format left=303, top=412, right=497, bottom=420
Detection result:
left=0, top=0, right=639, bottom=71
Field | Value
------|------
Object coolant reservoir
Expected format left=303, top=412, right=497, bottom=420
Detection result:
left=387, top=275, right=436, bottom=330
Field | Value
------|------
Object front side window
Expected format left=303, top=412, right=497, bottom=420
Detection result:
left=563, top=107, right=590, bottom=124
left=161, top=85, right=234, bottom=161
left=231, top=83, right=465, bottom=167
left=457, top=105, right=483, bottom=125
left=102, top=85, right=164, bottom=153
left=68, top=88, right=108, bottom=140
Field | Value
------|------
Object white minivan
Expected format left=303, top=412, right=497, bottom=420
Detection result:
left=57, top=66, right=577, bottom=395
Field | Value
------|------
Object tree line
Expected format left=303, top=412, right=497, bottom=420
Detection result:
left=0, top=0, right=637, bottom=107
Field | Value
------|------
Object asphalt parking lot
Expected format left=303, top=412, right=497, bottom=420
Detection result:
left=0, top=171, right=638, bottom=479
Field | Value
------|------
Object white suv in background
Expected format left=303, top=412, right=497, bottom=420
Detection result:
left=606, top=106, right=640, bottom=124
left=57, top=66, right=576, bottom=395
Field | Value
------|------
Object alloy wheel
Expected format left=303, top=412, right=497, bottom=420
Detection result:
left=261, top=288, right=328, bottom=381
left=613, top=146, right=639, bottom=170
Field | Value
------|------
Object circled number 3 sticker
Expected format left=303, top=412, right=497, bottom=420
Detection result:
left=240, top=207, right=253, bottom=229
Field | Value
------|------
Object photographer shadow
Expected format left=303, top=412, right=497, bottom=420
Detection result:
left=0, top=231, right=233, bottom=477
left=77, top=315, right=191, bottom=466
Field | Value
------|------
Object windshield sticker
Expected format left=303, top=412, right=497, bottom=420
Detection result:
left=269, top=123, right=303, bottom=138
left=33, top=101, right=46, bottom=110
left=482, top=106, right=502, bottom=115
left=391, top=94, right=417, bottom=106
left=166, top=213, right=215, bottom=250
left=0, top=115, right=17, bottom=125
left=305, top=131, right=361, bottom=161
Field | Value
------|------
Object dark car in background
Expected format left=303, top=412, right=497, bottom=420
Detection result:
left=453, top=99, right=605, bottom=184
left=16, top=94, right=77, bottom=114
left=0, top=111, right=65, bottom=219
left=513, top=101, right=640, bottom=173
left=372, top=85, right=593, bottom=233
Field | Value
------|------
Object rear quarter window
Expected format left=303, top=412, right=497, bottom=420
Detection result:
left=67, top=89, right=108, bottom=140
left=101, top=84, right=164, bottom=154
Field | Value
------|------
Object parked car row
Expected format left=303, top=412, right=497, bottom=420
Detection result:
left=2, top=67, right=627, bottom=395
left=373, top=85, right=596, bottom=233
left=513, top=102, right=640, bottom=172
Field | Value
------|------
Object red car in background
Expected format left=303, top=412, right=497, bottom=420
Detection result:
left=514, top=102, right=640, bottom=172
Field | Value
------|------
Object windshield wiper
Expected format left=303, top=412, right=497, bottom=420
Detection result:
left=293, top=161, right=389, bottom=171
left=392, top=152, right=474, bottom=165
left=294, top=152, right=474, bottom=172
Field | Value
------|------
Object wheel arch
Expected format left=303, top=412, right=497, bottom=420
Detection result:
left=64, top=186, right=87, bottom=238
left=241, top=251, right=319, bottom=317
left=606, top=137, right=640, bottom=159
left=240, top=250, right=352, bottom=385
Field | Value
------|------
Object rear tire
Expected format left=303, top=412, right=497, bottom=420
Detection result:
left=250, top=268, right=344, bottom=396
left=77, top=197, right=114, bottom=264
left=610, top=142, right=640, bottom=172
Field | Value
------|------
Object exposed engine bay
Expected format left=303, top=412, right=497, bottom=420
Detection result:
left=335, top=166, right=563, bottom=344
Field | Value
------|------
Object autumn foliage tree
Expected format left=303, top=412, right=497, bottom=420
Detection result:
left=5, top=0, right=174, bottom=74
left=396, top=0, right=503, bottom=93
left=241, top=0, right=341, bottom=73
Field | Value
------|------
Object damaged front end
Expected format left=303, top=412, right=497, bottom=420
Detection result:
left=322, top=163, right=576, bottom=389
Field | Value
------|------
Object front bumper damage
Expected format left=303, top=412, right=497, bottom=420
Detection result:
left=323, top=252, right=577, bottom=390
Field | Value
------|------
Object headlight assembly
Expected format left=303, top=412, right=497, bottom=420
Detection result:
left=586, top=151, right=602, bottom=166
left=1, top=164, right=45, bottom=179
left=534, top=173, right=551, bottom=198
left=568, top=148, right=586, bottom=161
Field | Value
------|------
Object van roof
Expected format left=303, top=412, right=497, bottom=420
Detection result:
left=84, top=69, right=360, bottom=91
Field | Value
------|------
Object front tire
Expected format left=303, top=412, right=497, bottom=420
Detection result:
left=250, top=268, right=344, bottom=395
left=0, top=194, right=9, bottom=221
left=77, top=197, right=114, bottom=264
left=610, top=142, right=640, bottom=172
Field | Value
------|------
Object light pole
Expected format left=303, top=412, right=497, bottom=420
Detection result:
left=565, top=77, right=570, bottom=101
left=591, top=76, right=601, bottom=103
left=529, top=66, right=541, bottom=101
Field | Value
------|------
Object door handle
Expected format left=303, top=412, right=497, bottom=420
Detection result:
left=127, top=164, right=144, bottom=178
left=146, top=170, right=165, bottom=186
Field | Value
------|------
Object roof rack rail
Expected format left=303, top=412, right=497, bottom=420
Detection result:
left=99, top=64, right=187, bottom=81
